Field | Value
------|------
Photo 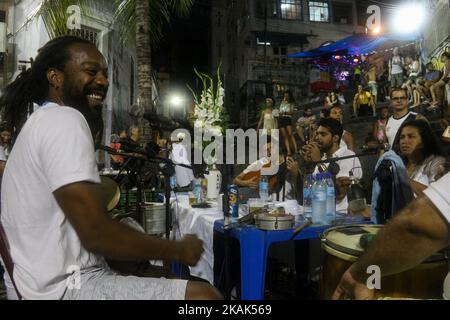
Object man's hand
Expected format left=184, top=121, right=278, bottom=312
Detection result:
left=332, top=266, right=375, bottom=300
left=302, top=143, right=321, bottom=163
left=246, top=175, right=259, bottom=189
left=286, top=156, right=299, bottom=178
left=335, top=177, right=352, bottom=201
left=178, top=234, right=204, bottom=266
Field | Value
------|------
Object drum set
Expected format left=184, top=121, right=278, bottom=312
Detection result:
left=320, top=225, right=449, bottom=299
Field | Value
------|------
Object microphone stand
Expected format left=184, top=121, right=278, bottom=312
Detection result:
left=302, top=148, right=380, bottom=167
left=99, top=145, right=193, bottom=239
left=221, top=163, right=232, bottom=300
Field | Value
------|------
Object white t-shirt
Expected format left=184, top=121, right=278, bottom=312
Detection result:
left=170, top=142, right=194, bottom=187
left=339, top=131, right=349, bottom=150
left=314, top=146, right=363, bottom=213
left=1, top=103, right=105, bottom=300
left=423, top=173, right=450, bottom=299
left=385, top=112, right=417, bottom=148
left=0, top=145, right=7, bottom=161
left=390, top=55, right=404, bottom=75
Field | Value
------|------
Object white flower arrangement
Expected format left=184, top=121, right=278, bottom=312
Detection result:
left=189, top=67, right=226, bottom=165
left=190, top=68, right=225, bottom=135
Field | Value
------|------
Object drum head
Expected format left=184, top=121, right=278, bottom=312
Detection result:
left=99, top=176, right=121, bottom=211
left=322, top=224, right=382, bottom=261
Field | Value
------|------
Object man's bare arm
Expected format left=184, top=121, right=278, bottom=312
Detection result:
left=350, top=196, right=450, bottom=282
left=53, top=181, right=203, bottom=266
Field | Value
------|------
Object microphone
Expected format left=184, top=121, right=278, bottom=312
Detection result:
left=361, top=142, right=390, bottom=152
left=96, top=144, right=122, bottom=154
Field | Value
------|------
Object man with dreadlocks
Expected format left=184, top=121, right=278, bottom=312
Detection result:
left=0, top=36, right=222, bottom=300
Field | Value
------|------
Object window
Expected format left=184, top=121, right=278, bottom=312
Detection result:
left=309, top=1, right=329, bottom=22
left=280, top=0, right=302, bottom=20
left=333, top=2, right=353, bottom=25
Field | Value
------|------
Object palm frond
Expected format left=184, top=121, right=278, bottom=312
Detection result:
left=37, top=0, right=91, bottom=39
left=113, top=0, right=194, bottom=47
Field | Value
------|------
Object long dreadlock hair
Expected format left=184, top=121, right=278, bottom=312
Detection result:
left=0, top=36, right=93, bottom=140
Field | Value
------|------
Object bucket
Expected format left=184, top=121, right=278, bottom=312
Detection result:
left=142, top=202, right=166, bottom=235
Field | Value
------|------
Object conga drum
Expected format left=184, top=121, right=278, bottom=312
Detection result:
left=321, top=225, right=449, bottom=299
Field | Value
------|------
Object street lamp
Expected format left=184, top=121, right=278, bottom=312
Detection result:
left=168, top=93, right=185, bottom=118
left=392, top=3, right=426, bottom=34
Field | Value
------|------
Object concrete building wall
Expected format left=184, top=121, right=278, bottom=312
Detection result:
left=212, top=0, right=364, bottom=126
left=423, top=0, right=450, bottom=59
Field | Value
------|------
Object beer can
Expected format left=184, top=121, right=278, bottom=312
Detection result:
left=227, top=184, right=239, bottom=218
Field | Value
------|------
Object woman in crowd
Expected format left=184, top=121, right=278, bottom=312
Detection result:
left=295, top=106, right=316, bottom=146
left=372, top=106, right=390, bottom=143
left=397, top=119, right=447, bottom=197
left=324, top=91, right=338, bottom=108
left=278, top=90, right=298, bottom=155
left=257, top=97, right=277, bottom=136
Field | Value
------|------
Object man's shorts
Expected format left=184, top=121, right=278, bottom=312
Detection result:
left=63, top=268, right=188, bottom=300
left=391, top=73, right=404, bottom=88
left=358, top=104, right=371, bottom=117
left=368, top=81, right=378, bottom=98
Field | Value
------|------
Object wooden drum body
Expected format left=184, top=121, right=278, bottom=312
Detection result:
left=321, top=225, right=448, bottom=299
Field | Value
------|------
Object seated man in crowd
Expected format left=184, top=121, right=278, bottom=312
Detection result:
left=414, top=62, right=441, bottom=104
left=287, top=118, right=363, bottom=213
left=233, top=136, right=285, bottom=200
left=429, top=52, right=450, bottom=110
left=353, top=85, right=376, bottom=118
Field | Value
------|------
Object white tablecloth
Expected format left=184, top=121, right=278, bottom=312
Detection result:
left=172, top=196, right=223, bottom=284
left=171, top=196, right=305, bottom=284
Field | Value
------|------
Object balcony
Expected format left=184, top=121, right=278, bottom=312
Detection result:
left=247, top=58, right=308, bottom=85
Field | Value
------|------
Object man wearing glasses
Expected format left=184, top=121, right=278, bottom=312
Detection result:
left=385, top=87, right=427, bottom=151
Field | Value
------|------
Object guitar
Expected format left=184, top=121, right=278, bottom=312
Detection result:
left=240, top=162, right=278, bottom=192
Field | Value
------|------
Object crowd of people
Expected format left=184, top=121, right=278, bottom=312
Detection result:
left=0, top=34, right=449, bottom=301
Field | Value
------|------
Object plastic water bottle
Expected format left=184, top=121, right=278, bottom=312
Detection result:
left=170, top=175, right=177, bottom=198
left=170, top=175, right=177, bottom=189
left=192, top=179, right=202, bottom=203
left=259, top=175, right=269, bottom=201
left=324, top=172, right=335, bottom=225
left=302, top=174, right=313, bottom=220
left=312, top=173, right=327, bottom=224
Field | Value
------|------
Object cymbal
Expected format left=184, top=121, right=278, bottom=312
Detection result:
left=99, top=176, right=121, bottom=211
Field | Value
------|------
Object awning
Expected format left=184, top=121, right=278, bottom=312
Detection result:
left=289, top=33, right=418, bottom=58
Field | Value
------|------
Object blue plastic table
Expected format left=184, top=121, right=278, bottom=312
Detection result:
left=213, top=219, right=330, bottom=300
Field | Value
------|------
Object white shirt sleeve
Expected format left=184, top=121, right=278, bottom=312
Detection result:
left=0, top=146, right=6, bottom=162
left=423, top=172, right=450, bottom=224
left=34, top=107, right=100, bottom=192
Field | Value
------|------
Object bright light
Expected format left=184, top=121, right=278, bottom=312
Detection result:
left=169, top=94, right=184, bottom=107
left=392, top=3, right=426, bottom=34
left=372, top=26, right=381, bottom=35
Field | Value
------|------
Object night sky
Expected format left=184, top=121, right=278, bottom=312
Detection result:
left=152, top=0, right=212, bottom=97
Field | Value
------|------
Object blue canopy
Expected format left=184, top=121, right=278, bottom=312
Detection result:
left=289, top=34, right=417, bottom=58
